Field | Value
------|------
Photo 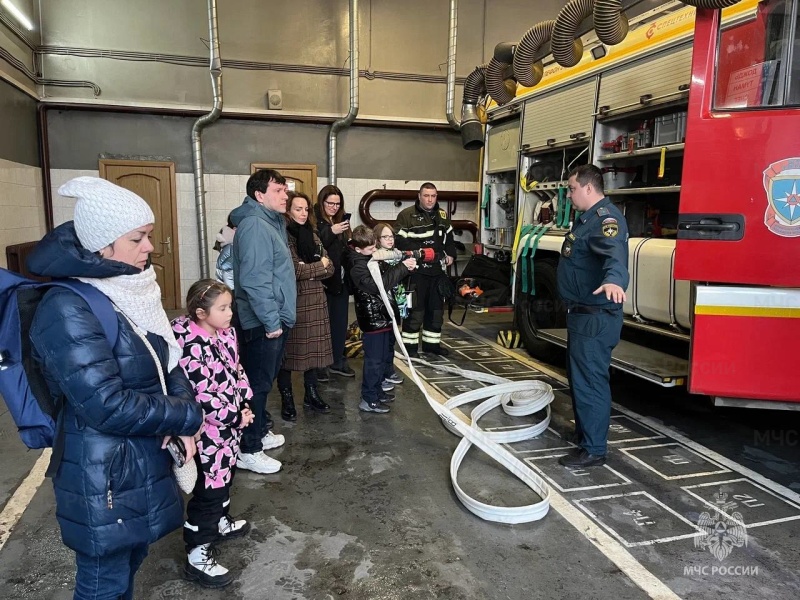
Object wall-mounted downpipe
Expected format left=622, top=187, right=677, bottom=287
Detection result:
left=191, top=0, right=223, bottom=279
left=512, top=20, right=554, bottom=88
left=485, top=42, right=517, bottom=106
left=328, top=0, right=359, bottom=185
left=460, top=65, right=486, bottom=150
left=445, top=0, right=460, bottom=130
left=551, top=0, right=594, bottom=68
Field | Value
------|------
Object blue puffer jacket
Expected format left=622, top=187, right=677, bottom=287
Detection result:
left=27, top=222, right=203, bottom=558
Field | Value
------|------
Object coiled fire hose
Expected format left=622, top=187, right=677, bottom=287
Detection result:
left=367, top=255, right=553, bottom=523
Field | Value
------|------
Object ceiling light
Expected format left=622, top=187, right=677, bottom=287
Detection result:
left=1, top=0, right=34, bottom=31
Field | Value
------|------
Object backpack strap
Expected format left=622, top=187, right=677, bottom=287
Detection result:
left=49, top=280, right=118, bottom=346
left=41, top=280, right=118, bottom=478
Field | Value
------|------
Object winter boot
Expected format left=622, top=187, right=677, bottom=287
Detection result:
left=422, top=342, right=449, bottom=356
left=184, top=543, right=233, bottom=588
left=280, top=388, right=297, bottom=422
left=303, top=384, right=331, bottom=413
left=217, top=514, right=251, bottom=541
left=403, top=343, right=419, bottom=358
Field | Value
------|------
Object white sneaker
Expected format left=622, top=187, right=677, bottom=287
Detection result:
left=237, top=451, right=281, bottom=474
left=261, top=431, right=285, bottom=450
left=184, top=543, right=233, bottom=588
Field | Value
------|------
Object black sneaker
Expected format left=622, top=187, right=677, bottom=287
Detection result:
left=359, top=399, right=390, bottom=413
left=316, top=368, right=330, bottom=383
left=378, top=390, right=395, bottom=403
left=330, top=364, right=356, bottom=377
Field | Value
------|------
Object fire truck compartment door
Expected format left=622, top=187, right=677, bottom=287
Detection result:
left=521, top=79, right=596, bottom=152
left=486, top=119, right=520, bottom=174
left=598, top=45, right=693, bottom=116
left=690, top=286, right=800, bottom=402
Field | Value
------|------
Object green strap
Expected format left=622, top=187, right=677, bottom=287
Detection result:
left=527, top=225, right=550, bottom=294
left=482, top=184, right=491, bottom=228
left=520, top=224, right=537, bottom=294
left=557, top=186, right=572, bottom=228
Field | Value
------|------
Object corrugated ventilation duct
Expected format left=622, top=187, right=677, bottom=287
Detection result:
left=191, top=0, right=223, bottom=279
left=446, top=0, right=460, bottom=130
left=551, top=0, right=594, bottom=68
left=512, top=20, right=555, bottom=88
left=485, top=42, right=517, bottom=106
left=460, top=65, right=487, bottom=150
left=594, top=0, right=629, bottom=46
left=328, top=0, right=359, bottom=185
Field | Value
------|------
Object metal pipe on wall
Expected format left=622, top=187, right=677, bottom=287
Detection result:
left=191, top=0, right=223, bottom=279
left=445, top=0, right=460, bottom=131
left=328, top=0, right=359, bottom=185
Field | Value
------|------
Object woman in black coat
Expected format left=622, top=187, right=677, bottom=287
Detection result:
left=28, top=177, right=203, bottom=600
left=314, top=185, right=354, bottom=378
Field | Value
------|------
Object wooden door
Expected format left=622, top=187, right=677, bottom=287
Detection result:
left=251, top=163, right=318, bottom=200
left=99, top=160, right=182, bottom=309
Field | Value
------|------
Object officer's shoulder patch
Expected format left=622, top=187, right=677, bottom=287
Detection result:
left=596, top=206, right=610, bottom=217
left=602, top=217, right=618, bottom=225
left=602, top=221, right=619, bottom=238
left=439, top=209, right=447, bottom=219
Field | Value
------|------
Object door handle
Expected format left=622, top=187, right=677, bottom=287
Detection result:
left=677, top=214, right=744, bottom=241
left=160, top=236, right=172, bottom=254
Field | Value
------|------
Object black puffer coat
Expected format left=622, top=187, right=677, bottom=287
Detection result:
left=344, top=247, right=410, bottom=332
left=314, top=203, right=349, bottom=296
left=27, top=222, right=203, bottom=558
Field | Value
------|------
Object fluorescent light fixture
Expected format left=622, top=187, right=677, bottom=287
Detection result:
left=1, top=0, right=34, bottom=31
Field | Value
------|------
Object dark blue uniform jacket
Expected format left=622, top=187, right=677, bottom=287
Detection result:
left=27, top=222, right=203, bottom=557
left=557, top=197, right=630, bottom=309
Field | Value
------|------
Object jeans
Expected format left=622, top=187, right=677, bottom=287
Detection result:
left=361, top=331, right=392, bottom=402
left=383, top=333, right=397, bottom=379
left=239, top=325, right=288, bottom=454
left=73, top=545, right=148, bottom=600
left=326, top=290, right=350, bottom=368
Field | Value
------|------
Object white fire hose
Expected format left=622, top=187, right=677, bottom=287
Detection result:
left=367, top=259, right=553, bottom=523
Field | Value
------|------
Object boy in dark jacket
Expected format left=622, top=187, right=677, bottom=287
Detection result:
left=345, top=226, right=416, bottom=412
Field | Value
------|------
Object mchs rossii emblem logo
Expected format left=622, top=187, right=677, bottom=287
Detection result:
left=763, top=158, right=800, bottom=237
left=694, top=491, right=747, bottom=561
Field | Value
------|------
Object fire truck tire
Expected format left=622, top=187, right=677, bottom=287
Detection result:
left=515, top=258, right=566, bottom=363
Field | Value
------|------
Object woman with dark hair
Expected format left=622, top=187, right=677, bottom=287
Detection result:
left=314, top=184, right=354, bottom=379
left=27, top=177, right=203, bottom=600
left=277, top=192, right=335, bottom=419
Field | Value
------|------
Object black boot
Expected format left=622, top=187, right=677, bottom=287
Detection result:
left=422, top=342, right=449, bottom=356
left=303, top=385, right=331, bottom=413
left=403, top=343, right=419, bottom=358
left=280, top=388, right=297, bottom=422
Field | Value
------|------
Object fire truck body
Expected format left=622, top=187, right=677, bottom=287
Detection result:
left=477, top=0, right=800, bottom=408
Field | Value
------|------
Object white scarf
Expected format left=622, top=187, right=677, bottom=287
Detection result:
left=77, top=267, right=181, bottom=371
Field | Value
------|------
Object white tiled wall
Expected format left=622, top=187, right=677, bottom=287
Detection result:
left=0, top=159, right=47, bottom=269
left=52, top=169, right=479, bottom=305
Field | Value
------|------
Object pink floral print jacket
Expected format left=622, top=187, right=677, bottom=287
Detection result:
left=171, top=316, right=253, bottom=489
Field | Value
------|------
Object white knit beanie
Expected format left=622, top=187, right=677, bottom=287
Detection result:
left=60, top=176, right=155, bottom=252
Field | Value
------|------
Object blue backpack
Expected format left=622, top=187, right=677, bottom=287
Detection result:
left=0, top=268, right=118, bottom=449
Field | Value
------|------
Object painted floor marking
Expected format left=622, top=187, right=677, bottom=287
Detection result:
left=681, top=478, right=800, bottom=529
left=524, top=454, right=633, bottom=493
left=0, top=449, right=50, bottom=552
left=574, top=491, right=705, bottom=547
left=619, top=443, right=731, bottom=480
left=394, top=351, right=682, bottom=600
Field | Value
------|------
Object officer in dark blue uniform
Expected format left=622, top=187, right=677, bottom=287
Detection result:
left=557, top=164, right=629, bottom=468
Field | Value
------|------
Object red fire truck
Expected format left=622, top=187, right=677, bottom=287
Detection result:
left=470, top=0, right=799, bottom=409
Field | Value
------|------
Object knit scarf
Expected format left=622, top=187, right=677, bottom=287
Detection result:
left=286, top=219, right=320, bottom=263
left=77, top=267, right=182, bottom=371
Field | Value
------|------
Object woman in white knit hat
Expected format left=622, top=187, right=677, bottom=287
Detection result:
left=27, top=177, right=205, bottom=600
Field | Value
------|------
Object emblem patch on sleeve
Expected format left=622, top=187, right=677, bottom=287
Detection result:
left=439, top=209, right=447, bottom=219
left=601, top=217, right=619, bottom=238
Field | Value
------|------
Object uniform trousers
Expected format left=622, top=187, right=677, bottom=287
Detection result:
left=566, top=309, right=623, bottom=456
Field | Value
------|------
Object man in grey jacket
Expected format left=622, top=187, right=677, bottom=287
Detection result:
left=231, top=169, right=297, bottom=474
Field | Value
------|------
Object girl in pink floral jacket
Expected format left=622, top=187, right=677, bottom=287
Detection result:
left=171, top=279, right=255, bottom=588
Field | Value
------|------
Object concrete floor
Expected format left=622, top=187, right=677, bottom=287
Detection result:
left=0, top=313, right=798, bottom=600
